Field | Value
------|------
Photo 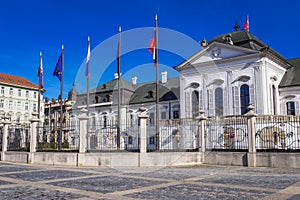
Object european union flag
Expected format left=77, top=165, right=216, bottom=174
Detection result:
left=53, top=53, right=62, bottom=81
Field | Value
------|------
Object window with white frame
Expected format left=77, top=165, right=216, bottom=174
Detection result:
left=9, top=88, right=13, bottom=95
left=215, top=87, right=223, bottom=116
left=192, top=90, right=199, bottom=118
left=25, top=102, right=29, bottom=110
left=9, top=100, right=13, bottom=109
left=286, top=102, right=295, bottom=116
left=149, top=113, right=155, bottom=125
left=1, top=87, right=4, bottom=94
left=0, top=99, right=4, bottom=108
left=17, top=101, right=21, bottom=109
left=240, top=84, right=250, bottom=115
left=26, top=90, right=29, bottom=98
left=33, top=92, right=37, bottom=99
left=18, top=89, right=21, bottom=97
left=33, top=103, right=37, bottom=112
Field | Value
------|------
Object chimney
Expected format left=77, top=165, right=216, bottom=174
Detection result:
left=161, top=71, right=167, bottom=84
left=132, top=76, right=137, bottom=85
left=114, top=73, right=119, bottom=79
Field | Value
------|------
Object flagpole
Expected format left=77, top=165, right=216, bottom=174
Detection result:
left=38, top=51, right=42, bottom=119
left=117, top=26, right=121, bottom=149
left=59, top=44, right=64, bottom=150
left=87, top=36, right=90, bottom=120
left=155, top=14, right=160, bottom=150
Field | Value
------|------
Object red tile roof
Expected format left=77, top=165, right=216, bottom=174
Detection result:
left=0, top=73, right=39, bottom=89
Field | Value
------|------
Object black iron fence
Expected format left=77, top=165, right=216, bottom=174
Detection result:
left=0, top=127, right=2, bottom=151
left=154, top=119, right=199, bottom=152
left=255, top=115, right=300, bottom=152
left=36, top=124, right=80, bottom=152
left=7, top=124, right=30, bottom=152
left=87, top=119, right=140, bottom=152
left=206, top=116, right=248, bottom=151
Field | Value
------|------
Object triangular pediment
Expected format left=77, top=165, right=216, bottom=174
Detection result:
left=175, top=42, right=259, bottom=70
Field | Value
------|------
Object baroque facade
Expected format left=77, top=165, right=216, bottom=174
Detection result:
left=175, top=30, right=300, bottom=118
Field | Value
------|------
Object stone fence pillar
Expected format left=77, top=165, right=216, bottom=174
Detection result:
left=29, top=112, right=40, bottom=164
left=244, top=105, right=257, bottom=167
left=139, top=105, right=148, bottom=153
left=78, top=108, right=88, bottom=153
left=196, top=110, right=207, bottom=153
left=1, top=115, right=11, bottom=161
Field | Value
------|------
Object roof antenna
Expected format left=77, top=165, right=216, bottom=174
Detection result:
left=233, top=21, right=240, bottom=31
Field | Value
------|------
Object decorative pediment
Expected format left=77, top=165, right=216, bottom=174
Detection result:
left=192, top=43, right=259, bottom=65
left=175, top=42, right=259, bottom=71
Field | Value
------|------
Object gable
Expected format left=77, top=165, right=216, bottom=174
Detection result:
left=192, top=42, right=259, bottom=65
left=175, top=42, right=259, bottom=70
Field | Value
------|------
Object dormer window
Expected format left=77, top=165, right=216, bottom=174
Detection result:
left=147, top=91, right=154, bottom=98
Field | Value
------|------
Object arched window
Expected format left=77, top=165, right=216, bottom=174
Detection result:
left=240, top=84, right=250, bottom=115
left=215, top=87, right=223, bottom=116
left=192, top=90, right=199, bottom=118
left=286, top=102, right=295, bottom=116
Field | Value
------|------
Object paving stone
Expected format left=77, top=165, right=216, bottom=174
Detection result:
left=0, top=186, right=86, bottom=200
left=48, top=175, right=167, bottom=194
left=126, top=167, right=224, bottom=180
left=0, top=164, right=40, bottom=173
left=287, top=194, right=300, bottom=200
left=198, top=173, right=300, bottom=189
left=125, top=183, right=273, bottom=200
left=0, top=170, right=91, bottom=182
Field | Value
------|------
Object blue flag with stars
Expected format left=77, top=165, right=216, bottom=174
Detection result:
left=53, top=53, right=62, bottom=81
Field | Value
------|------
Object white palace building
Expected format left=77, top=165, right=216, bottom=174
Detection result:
left=71, top=29, right=300, bottom=122
left=67, top=29, right=300, bottom=151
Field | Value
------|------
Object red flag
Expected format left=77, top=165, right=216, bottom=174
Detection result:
left=148, top=37, right=155, bottom=54
left=243, top=16, right=249, bottom=32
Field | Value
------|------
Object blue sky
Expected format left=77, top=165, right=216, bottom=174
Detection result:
left=0, top=0, right=300, bottom=99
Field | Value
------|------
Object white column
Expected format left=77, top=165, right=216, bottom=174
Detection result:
left=1, top=115, right=11, bottom=161
left=29, top=112, right=40, bottom=164
left=196, top=110, right=207, bottom=153
left=244, top=105, right=257, bottom=167
left=139, top=105, right=148, bottom=153
left=78, top=108, right=88, bottom=153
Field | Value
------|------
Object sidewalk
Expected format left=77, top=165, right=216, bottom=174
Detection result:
left=0, top=162, right=299, bottom=199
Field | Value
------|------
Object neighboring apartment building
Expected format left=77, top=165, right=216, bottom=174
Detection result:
left=0, top=73, right=44, bottom=124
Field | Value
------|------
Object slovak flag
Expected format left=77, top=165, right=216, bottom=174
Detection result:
left=85, top=36, right=90, bottom=78
left=38, top=52, right=44, bottom=89
left=148, top=36, right=156, bottom=60
left=243, top=16, right=249, bottom=32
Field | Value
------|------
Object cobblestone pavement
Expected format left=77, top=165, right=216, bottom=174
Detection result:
left=0, top=162, right=300, bottom=199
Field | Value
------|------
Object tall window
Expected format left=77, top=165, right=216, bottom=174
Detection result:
left=9, top=88, right=13, bottom=95
left=9, top=100, right=13, bottom=109
left=0, top=99, right=4, bottom=108
left=240, top=84, right=250, bottom=115
left=286, top=102, right=295, bottom=116
left=25, top=102, right=29, bottom=110
left=33, top=103, right=37, bottom=112
left=33, top=92, right=37, bottom=99
left=161, top=112, right=166, bottom=119
left=192, top=90, right=199, bottom=118
left=18, top=89, right=21, bottom=97
left=17, top=101, right=21, bottom=109
left=26, top=91, right=29, bottom=98
left=149, top=113, right=155, bottom=125
left=272, top=85, right=277, bottom=115
left=215, top=87, right=223, bottom=116
left=173, top=110, right=179, bottom=119
left=1, top=87, right=4, bottom=94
